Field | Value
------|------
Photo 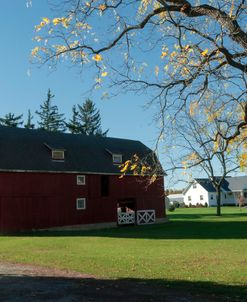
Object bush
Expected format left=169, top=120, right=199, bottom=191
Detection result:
left=168, top=203, right=176, bottom=212
left=179, top=202, right=186, bottom=208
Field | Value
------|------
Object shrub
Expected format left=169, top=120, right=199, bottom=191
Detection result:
left=173, top=201, right=180, bottom=208
left=168, top=203, right=176, bottom=212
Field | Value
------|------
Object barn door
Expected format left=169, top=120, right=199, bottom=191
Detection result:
left=117, top=199, right=136, bottom=225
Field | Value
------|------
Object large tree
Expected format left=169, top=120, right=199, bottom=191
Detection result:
left=0, top=113, right=23, bottom=128
left=36, top=89, right=66, bottom=132
left=67, top=99, right=108, bottom=136
left=66, top=105, right=81, bottom=134
left=167, top=98, right=243, bottom=215
left=32, top=0, right=247, bottom=137
left=32, top=1, right=247, bottom=212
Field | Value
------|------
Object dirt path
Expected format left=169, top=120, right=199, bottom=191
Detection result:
left=0, top=262, right=243, bottom=302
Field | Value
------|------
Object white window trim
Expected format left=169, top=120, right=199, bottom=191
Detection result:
left=76, top=198, right=86, bottom=210
left=77, top=175, right=86, bottom=185
left=112, top=154, right=122, bottom=164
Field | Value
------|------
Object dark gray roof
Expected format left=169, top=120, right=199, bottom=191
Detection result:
left=0, top=126, right=160, bottom=175
left=192, top=176, right=247, bottom=192
left=193, top=178, right=223, bottom=192
left=227, top=176, right=247, bottom=191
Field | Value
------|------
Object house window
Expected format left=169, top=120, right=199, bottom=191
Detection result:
left=112, top=154, right=122, bottom=164
left=188, top=196, right=191, bottom=201
left=200, top=195, right=203, bottom=201
left=52, top=150, right=64, bottom=160
left=77, top=175, right=86, bottom=185
left=193, top=183, right=197, bottom=189
left=101, top=175, right=109, bottom=197
left=211, top=195, right=214, bottom=200
left=76, top=198, right=86, bottom=210
left=244, top=192, right=247, bottom=198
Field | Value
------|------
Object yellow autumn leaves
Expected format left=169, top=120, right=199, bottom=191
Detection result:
left=35, top=17, right=72, bottom=31
left=119, top=154, right=157, bottom=183
left=92, top=54, right=102, bottom=62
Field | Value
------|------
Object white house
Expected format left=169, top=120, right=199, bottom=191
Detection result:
left=183, top=176, right=247, bottom=207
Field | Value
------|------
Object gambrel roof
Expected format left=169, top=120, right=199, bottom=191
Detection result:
left=0, top=126, right=162, bottom=175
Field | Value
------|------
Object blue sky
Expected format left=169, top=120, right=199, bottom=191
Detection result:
left=0, top=1, right=159, bottom=148
left=3, top=1, right=244, bottom=189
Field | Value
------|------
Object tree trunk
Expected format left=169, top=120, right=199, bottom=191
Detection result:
left=216, top=186, right=221, bottom=216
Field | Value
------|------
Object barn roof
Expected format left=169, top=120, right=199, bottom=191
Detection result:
left=0, top=126, right=162, bottom=175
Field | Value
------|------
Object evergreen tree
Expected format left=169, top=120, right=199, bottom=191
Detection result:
left=0, top=113, right=23, bottom=127
left=24, top=109, right=35, bottom=129
left=36, top=89, right=66, bottom=132
left=66, top=105, right=81, bottom=134
left=68, top=99, right=108, bottom=136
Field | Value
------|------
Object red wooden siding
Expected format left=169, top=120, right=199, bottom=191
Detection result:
left=0, top=172, right=165, bottom=233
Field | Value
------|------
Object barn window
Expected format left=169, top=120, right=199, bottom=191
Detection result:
left=76, top=198, right=86, bottom=210
left=192, top=183, right=197, bottom=189
left=77, top=175, right=86, bottom=185
left=188, top=196, right=191, bottom=201
left=200, top=195, right=203, bottom=200
left=112, top=154, right=122, bottom=164
left=52, top=150, right=64, bottom=160
left=101, top=175, right=109, bottom=197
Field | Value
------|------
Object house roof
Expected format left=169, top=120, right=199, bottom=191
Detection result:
left=194, top=178, right=232, bottom=192
left=184, top=176, right=247, bottom=193
left=227, top=176, right=247, bottom=191
left=0, top=126, right=162, bottom=175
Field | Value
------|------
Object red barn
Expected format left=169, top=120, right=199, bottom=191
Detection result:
left=0, top=126, right=165, bottom=233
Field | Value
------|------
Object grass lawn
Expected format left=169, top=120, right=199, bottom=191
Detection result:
left=0, top=207, right=246, bottom=299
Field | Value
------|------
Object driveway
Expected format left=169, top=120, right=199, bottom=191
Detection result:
left=0, top=262, right=242, bottom=302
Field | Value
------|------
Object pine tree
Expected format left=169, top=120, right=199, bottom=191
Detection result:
left=66, top=105, right=81, bottom=134
left=77, top=99, right=108, bottom=136
left=24, top=110, right=35, bottom=129
left=0, top=113, right=23, bottom=127
left=36, top=89, right=66, bottom=132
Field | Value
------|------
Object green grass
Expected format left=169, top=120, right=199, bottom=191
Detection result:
left=0, top=207, right=246, bottom=299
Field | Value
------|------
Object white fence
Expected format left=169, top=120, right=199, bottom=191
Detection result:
left=118, top=210, right=156, bottom=225
left=137, top=210, right=155, bottom=225
left=118, top=212, right=135, bottom=225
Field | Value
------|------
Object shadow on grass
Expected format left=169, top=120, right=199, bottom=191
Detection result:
left=168, top=211, right=247, bottom=221
left=0, top=274, right=245, bottom=302
left=16, top=219, right=247, bottom=240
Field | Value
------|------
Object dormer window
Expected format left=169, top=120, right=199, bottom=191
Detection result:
left=44, top=143, right=65, bottom=161
left=52, top=150, right=65, bottom=160
left=112, top=154, right=122, bottom=164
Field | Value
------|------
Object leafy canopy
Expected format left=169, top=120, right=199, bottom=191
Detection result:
left=31, top=1, right=247, bottom=175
